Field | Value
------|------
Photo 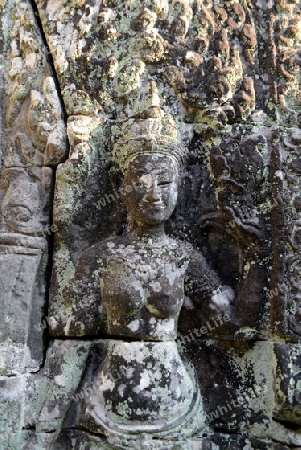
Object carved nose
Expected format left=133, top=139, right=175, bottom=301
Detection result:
left=145, top=182, right=161, bottom=202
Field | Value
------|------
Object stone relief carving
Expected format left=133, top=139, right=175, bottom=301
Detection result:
left=2, top=0, right=301, bottom=448
left=33, top=0, right=262, bottom=124
left=55, top=115, right=234, bottom=447
left=0, top=0, right=66, bottom=418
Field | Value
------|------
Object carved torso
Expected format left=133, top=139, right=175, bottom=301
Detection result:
left=98, top=235, right=189, bottom=341
left=64, top=233, right=222, bottom=338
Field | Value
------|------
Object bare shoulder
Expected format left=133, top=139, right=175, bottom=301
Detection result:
left=175, top=238, right=206, bottom=262
left=75, top=236, right=120, bottom=274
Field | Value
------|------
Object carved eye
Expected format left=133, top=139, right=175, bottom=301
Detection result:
left=134, top=180, right=144, bottom=187
left=13, top=206, right=32, bottom=222
left=134, top=176, right=149, bottom=187
left=158, top=180, right=172, bottom=186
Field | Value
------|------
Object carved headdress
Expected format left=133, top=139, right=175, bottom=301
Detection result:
left=111, top=114, right=187, bottom=174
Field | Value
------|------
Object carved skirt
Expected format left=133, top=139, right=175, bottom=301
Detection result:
left=78, top=340, right=204, bottom=444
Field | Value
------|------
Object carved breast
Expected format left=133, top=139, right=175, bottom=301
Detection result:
left=100, top=238, right=188, bottom=340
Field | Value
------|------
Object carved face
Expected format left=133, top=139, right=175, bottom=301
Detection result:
left=1, top=168, right=42, bottom=234
left=123, top=154, right=179, bottom=228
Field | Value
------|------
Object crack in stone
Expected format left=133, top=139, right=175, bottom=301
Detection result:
left=29, top=0, right=69, bottom=133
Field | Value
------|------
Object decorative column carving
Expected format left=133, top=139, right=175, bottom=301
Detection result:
left=0, top=1, right=66, bottom=447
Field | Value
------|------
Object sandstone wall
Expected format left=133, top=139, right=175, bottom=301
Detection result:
left=1, top=0, right=301, bottom=448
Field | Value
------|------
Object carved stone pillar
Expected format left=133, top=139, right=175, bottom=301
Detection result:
left=0, top=0, right=66, bottom=447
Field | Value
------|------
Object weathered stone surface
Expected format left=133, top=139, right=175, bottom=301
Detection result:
left=0, top=0, right=66, bottom=447
left=34, top=428, right=297, bottom=450
left=0, top=0, right=66, bottom=373
left=1, top=0, right=301, bottom=448
left=273, top=343, right=301, bottom=424
left=269, top=128, right=301, bottom=341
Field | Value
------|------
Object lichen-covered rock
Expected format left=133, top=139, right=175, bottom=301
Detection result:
left=0, top=0, right=66, bottom=448
left=1, top=0, right=301, bottom=448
